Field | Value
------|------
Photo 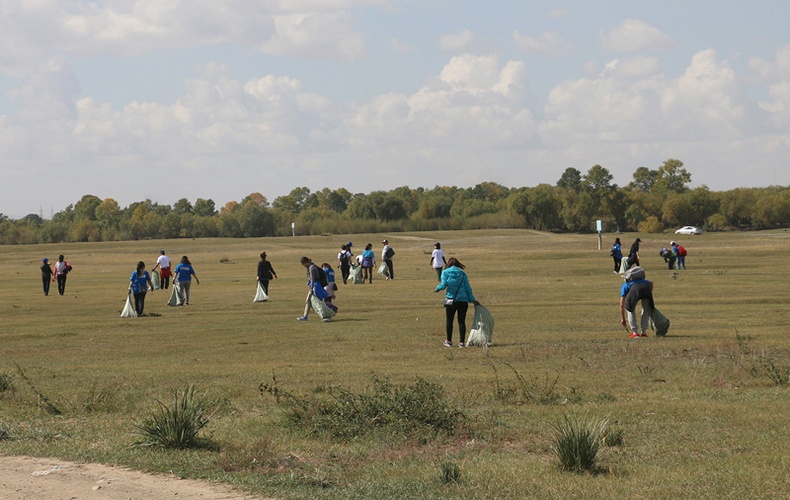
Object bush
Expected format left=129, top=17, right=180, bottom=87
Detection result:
left=551, top=415, right=608, bottom=473
left=133, top=385, right=212, bottom=449
left=0, top=373, right=14, bottom=395
left=637, top=216, right=663, bottom=233
left=261, top=376, right=463, bottom=441
left=438, top=460, right=461, bottom=484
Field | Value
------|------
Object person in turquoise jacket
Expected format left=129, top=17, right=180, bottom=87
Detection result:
left=435, top=257, right=479, bottom=348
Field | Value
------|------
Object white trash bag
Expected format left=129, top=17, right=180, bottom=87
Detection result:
left=377, top=261, right=389, bottom=276
left=309, top=293, right=336, bottom=319
left=466, top=304, right=494, bottom=347
left=121, top=294, right=137, bottom=318
left=167, top=283, right=183, bottom=307
left=151, top=270, right=161, bottom=290
left=253, top=282, right=269, bottom=302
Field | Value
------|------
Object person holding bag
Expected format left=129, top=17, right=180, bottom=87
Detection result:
left=435, top=257, right=479, bottom=348
left=128, top=261, right=154, bottom=316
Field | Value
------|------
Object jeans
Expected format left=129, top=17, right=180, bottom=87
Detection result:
left=42, top=276, right=51, bottom=295
left=133, top=292, right=147, bottom=316
left=56, top=275, right=67, bottom=295
left=445, top=301, right=469, bottom=343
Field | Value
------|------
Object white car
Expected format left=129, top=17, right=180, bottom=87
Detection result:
left=675, top=226, right=703, bottom=235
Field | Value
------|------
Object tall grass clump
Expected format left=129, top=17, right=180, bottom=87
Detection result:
left=133, top=385, right=212, bottom=449
left=551, top=415, right=609, bottom=473
left=438, top=460, right=461, bottom=485
left=0, top=373, right=14, bottom=395
left=261, top=376, right=463, bottom=441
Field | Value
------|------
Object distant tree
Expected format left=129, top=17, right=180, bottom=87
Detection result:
left=272, top=187, right=311, bottom=214
left=241, top=192, right=269, bottom=207
left=629, top=167, right=659, bottom=192
left=75, top=194, right=102, bottom=221
left=654, top=158, right=692, bottom=193
left=173, top=198, right=194, bottom=215
left=557, top=167, right=583, bottom=192
left=193, top=198, right=216, bottom=217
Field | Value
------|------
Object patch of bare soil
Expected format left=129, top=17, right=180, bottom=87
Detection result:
left=0, top=455, right=274, bottom=500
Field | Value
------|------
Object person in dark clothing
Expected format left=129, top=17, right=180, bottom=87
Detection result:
left=53, top=254, right=71, bottom=295
left=626, top=238, right=641, bottom=270
left=619, top=268, right=654, bottom=338
left=660, top=247, right=676, bottom=270
left=381, top=239, right=394, bottom=280
left=40, top=258, right=53, bottom=295
left=256, top=252, right=278, bottom=294
left=337, top=244, right=353, bottom=284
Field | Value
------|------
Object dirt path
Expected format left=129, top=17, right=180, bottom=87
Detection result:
left=0, top=455, right=273, bottom=499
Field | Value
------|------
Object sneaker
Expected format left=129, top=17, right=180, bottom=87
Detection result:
left=629, top=332, right=640, bottom=339
left=640, top=333, right=648, bottom=337
left=458, top=342, right=465, bottom=348
left=297, top=316, right=308, bottom=321
left=443, top=340, right=452, bottom=347
left=322, top=317, right=333, bottom=322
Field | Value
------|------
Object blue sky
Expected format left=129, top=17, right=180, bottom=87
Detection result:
left=2, top=0, right=789, bottom=217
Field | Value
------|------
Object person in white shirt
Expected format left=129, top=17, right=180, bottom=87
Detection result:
left=152, top=250, right=172, bottom=289
left=429, top=242, right=447, bottom=282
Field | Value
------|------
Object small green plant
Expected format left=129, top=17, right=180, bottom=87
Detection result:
left=14, top=363, right=61, bottom=415
left=492, top=363, right=573, bottom=405
left=551, top=415, right=608, bottom=473
left=602, top=426, right=625, bottom=447
left=133, top=385, right=212, bottom=449
left=0, top=373, right=14, bottom=394
left=439, top=460, right=461, bottom=484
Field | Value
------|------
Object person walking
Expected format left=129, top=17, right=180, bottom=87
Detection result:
left=297, top=256, right=331, bottom=321
left=361, top=243, right=375, bottom=284
left=610, top=238, right=623, bottom=274
left=40, top=258, right=53, bottom=296
left=337, top=244, right=353, bottom=284
left=381, top=239, right=395, bottom=280
left=430, top=242, right=447, bottom=281
left=322, top=262, right=338, bottom=312
left=626, top=238, right=641, bottom=270
left=128, top=261, right=154, bottom=316
left=53, top=254, right=71, bottom=296
left=152, top=250, right=172, bottom=289
left=256, top=252, right=278, bottom=294
left=174, top=256, right=199, bottom=305
left=435, top=257, right=479, bottom=348
left=619, top=267, right=654, bottom=338
left=671, top=241, right=687, bottom=270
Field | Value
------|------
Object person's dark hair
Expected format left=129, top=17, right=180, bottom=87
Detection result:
left=58, top=254, right=64, bottom=261
left=160, top=250, right=166, bottom=255
left=321, top=262, right=333, bottom=270
left=137, top=261, right=146, bottom=272
left=181, top=256, right=190, bottom=264
left=446, top=257, right=465, bottom=269
left=615, top=238, right=621, bottom=244
left=300, top=256, right=310, bottom=264
left=260, top=252, right=267, bottom=260
left=365, top=243, right=372, bottom=250
left=341, top=244, right=347, bottom=250
left=435, top=242, right=441, bottom=249
left=635, top=238, right=641, bottom=243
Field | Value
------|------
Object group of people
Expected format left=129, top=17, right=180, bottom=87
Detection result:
left=39, top=255, right=71, bottom=296
left=126, top=252, right=199, bottom=316
left=611, top=236, right=688, bottom=338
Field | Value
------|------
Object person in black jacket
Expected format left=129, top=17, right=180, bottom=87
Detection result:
left=40, top=258, right=53, bottom=296
left=626, top=238, right=641, bottom=270
left=257, top=252, right=278, bottom=294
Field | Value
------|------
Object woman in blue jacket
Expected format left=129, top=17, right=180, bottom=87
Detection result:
left=128, top=261, right=154, bottom=316
left=174, top=256, right=200, bottom=305
left=435, top=258, right=479, bottom=348
left=611, top=237, right=623, bottom=274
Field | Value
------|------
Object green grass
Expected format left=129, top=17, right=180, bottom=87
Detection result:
left=1, top=229, right=790, bottom=498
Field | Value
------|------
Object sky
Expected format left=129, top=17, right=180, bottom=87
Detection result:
left=2, top=0, right=789, bottom=218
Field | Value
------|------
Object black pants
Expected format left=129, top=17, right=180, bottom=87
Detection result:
left=42, top=276, right=51, bottom=295
left=384, top=259, right=393, bottom=279
left=260, top=279, right=269, bottom=294
left=612, top=256, right=621, bottom=273
left=445, top=301, right=469, bottom=344
left=340, top=263, right=350, bottom=284
left=133, top=292, right=147, bottom=316
left=56, top=275, right=67, bottom=295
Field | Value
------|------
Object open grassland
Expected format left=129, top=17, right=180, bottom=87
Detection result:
left=1, top=229, right=789, bottom=499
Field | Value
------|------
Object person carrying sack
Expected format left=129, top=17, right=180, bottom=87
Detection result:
left=435, top=257, right=479, bottom=348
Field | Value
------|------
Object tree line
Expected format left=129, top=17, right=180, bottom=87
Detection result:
left=2, top=159, right=789, bottom=245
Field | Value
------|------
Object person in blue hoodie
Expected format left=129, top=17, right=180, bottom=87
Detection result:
left=128, top=261, right=154, bottom=316
left=610, top=237, right=623, bottom=273
left=435, top=257, right=479, bottom=348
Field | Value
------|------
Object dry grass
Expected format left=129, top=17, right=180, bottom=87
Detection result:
left=1, top=229, right=789, bottom=498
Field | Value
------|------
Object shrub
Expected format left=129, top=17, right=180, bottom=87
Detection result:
left=261, top=376, right=463, bottom=441
left=133, top=385, right=211, bottom=449
left=438, top=460, right=461, bottom=484
left=0, top=373, right=14, bottom=395
left=551, top=415, right=608, bottom=473
left=637, top=216, right=663, bottom=233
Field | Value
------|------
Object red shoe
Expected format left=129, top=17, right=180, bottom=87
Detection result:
left=629, top=332, right=640, bottom=339
left=640, top=333, right=648, bottom=337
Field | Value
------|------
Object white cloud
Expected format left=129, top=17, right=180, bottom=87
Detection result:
left=600, top=19, right=675, bottom=53
left=440, top=30, right=476, bottom=52
left=513, top=31, right=573, bottom=56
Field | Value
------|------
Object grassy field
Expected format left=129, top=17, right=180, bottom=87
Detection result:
left=1, top=229, right=789, bottom=499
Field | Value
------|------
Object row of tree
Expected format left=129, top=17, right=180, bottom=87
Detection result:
left=2, top=159, right=789, bottom=245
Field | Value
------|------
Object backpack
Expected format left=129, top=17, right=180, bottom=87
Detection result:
left=609, top=246, right=615, bottom=257
left=340, top=251, right=350, bottom=265
left=624, top=266, right=645, bottom=282
left=677, top=245, right=687, bottom=256
left=384, top=247, right=395, bottom=259
left=315, top=266, right=329, bottom=287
